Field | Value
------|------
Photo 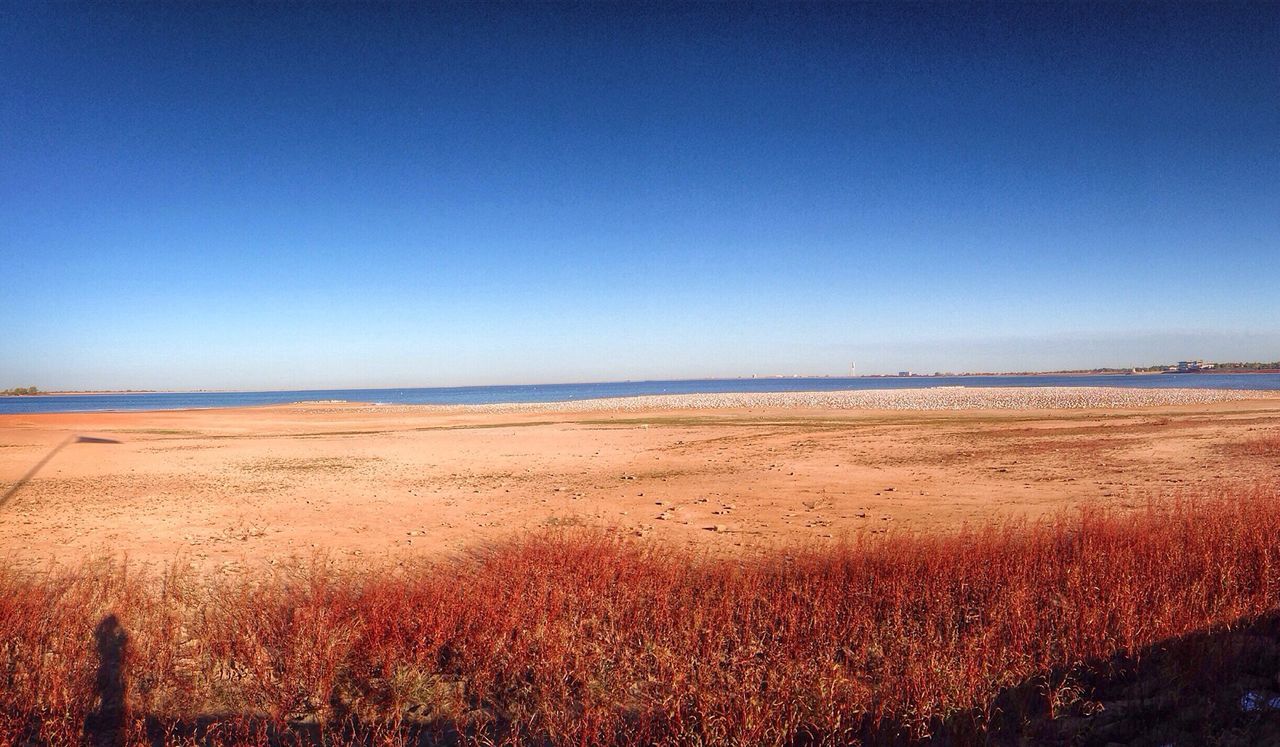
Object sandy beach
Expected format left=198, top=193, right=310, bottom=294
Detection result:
left=1, top=386, right=1277, bottom=570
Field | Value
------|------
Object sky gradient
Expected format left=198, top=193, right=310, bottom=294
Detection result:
left=2, top=2, right=1278, bottom=390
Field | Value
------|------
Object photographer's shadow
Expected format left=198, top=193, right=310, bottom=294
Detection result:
left=82, top=615, right=127, bottom=747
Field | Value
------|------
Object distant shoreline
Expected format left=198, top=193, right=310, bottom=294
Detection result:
left=29, top=390, right=160, bottom=396
left=10, top=368, right=1279, bottom=396
left=3, top=386, right=1277, bottom=418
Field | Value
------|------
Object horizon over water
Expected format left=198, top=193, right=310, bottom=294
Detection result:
left=3, top=374, right=1280, bottom=415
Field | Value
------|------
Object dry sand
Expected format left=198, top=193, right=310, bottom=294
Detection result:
left=1, top=386, right=1277, bottom=571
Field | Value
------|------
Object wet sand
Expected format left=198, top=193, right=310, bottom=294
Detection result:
left=1, top=387, right=1277, bottom=571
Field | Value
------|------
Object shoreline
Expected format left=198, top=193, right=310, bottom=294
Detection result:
left=2, top=386, right=1277, bottom=420
left=11, top=368, right=1280, bottom=398
left=386, top=386, right=1279, bottom=414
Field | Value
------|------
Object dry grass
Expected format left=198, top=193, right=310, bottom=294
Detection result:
left=1224, top=432, right=1280, bottom=459
left=3, top=484, right=1280, bottom=745
left=238, top=457, right=378, bottom=474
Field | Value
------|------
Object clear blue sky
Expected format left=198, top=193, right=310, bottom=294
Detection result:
left=2, top=2, right=1277, bottom=390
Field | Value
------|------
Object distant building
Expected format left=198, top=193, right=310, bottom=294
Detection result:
left=898, top=371, right=912, bottom=377
left=1175, top=360, right=1214, bottom=373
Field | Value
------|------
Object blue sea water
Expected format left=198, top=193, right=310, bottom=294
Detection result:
left=3, top=374, right=1279, bottom=415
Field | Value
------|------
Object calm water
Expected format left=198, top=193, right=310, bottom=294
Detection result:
left=3, top=374, right=1279, bottom=414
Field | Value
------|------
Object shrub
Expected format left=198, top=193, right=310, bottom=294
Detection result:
left=2, top=484, right=1278, bottom=744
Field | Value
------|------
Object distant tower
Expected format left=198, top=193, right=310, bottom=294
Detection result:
left=850, top=362, right=856, bottom=377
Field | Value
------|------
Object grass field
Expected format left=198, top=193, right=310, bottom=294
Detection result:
left=4, top=482, right=1280, bottom=745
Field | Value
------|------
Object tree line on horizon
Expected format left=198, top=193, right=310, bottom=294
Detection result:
left=0, top=386, right=40, bottom=396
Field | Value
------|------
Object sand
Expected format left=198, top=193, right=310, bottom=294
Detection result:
left=1, top=386, right=1277, bottom=571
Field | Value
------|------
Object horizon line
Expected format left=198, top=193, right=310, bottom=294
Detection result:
left=10, top=364, right=1280, bottom=396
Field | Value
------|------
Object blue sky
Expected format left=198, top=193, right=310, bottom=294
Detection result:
left=2, top=2, right=1277, bottom=390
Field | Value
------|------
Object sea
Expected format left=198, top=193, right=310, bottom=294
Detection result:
left=3, top=374, right=1279, bottom=415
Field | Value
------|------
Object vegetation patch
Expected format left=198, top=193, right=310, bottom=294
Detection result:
left=110, top=428, right=204, bottom=436
left=1222, top=432, right=1280, bottom=459
left=3, top=486, right=1280, bottom=745
left=239, top=456, right=381, bottom=474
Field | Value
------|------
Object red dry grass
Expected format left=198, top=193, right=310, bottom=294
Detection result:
left=1227, top=432, right=1280, bottom=459
left=2, top=484, right=1279, bottom=745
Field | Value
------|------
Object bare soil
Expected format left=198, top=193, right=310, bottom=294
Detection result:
left=1, top=397, right=1277, bottom=570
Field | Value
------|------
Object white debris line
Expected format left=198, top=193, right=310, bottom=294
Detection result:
left=337, top=386, right=1275, bottom=415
